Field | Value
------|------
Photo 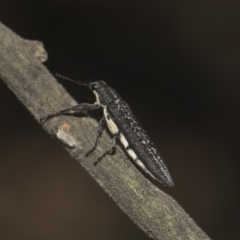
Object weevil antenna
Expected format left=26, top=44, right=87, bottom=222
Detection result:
left=55, top=73, right=90, bottom=86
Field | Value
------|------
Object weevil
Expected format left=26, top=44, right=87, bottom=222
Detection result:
left=41, top=74, right=174, bottom=187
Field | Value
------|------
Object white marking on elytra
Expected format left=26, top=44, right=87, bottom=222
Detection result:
left=93, top=90, right=119, bottom=134
left=126, top=146, right=157, bottom=180
left=120, top=133, right=129, bottom=148
left=135, top=159, right=156, bottom=179
left=127, top=149, right=137, bottom=160
left=103, top=108, right=119, bottom=134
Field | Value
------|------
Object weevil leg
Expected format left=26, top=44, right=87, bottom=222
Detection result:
left=85, top=117, right=105, bottom=157
left=40, top=103, right=100, bottom=123
left=94, top=133, right=119, bottom=166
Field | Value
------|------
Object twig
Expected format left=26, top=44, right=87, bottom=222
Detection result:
left=0, top=22, right=211, bottom=240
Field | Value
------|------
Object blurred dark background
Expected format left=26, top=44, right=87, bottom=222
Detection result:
left=0, top=1, right=239, bottom=239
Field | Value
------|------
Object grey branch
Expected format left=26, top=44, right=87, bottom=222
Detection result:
left=0, top=22, right=211, bottom=240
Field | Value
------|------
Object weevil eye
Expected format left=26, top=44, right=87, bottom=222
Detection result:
left=90, top=82, right=99, bottom=90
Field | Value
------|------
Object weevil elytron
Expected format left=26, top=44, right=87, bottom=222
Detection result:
left=41, top=74, right=174, bottom=187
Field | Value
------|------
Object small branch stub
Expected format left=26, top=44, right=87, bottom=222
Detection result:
left=56, top=123, right=76, bottom=148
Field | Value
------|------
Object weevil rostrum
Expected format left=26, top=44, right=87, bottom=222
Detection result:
left=41, top=74, right=174, bottom=187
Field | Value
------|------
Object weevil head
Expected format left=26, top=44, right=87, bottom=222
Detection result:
left=55, top=74, right=120, bottom=107
left=89, top=80, right=120, bottom=106
left=89, top=80, right=106, bottom=91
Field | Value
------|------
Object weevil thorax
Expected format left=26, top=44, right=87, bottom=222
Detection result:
left=89, top=81, right=120, bottom=107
